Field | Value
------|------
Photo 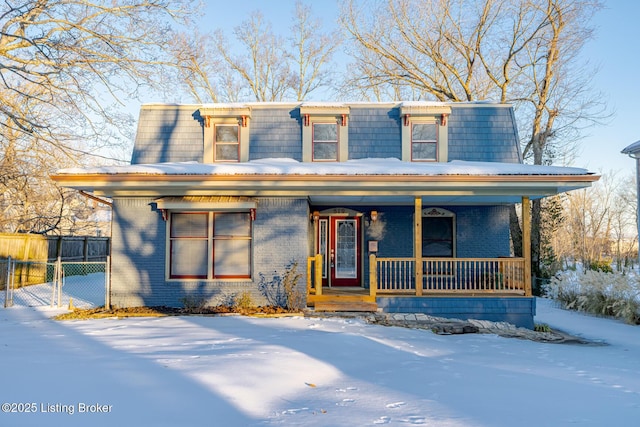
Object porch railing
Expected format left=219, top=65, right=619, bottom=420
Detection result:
left=374, top=256, right=527, bottom=295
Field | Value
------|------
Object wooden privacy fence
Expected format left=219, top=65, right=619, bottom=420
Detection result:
left=0, top=233, right=110, bottom=289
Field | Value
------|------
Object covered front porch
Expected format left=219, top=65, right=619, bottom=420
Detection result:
left=306, top=196, right=536, bottom=327
left=307, top=196, right=532, bottom=295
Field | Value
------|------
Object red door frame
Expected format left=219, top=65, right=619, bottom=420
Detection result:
left=318, top=215, right=361, bottom=287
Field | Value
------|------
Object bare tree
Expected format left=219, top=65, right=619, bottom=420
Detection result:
left=213, top=11, right=293, bottom=102
left=0, top=0, right=195, bottom=153
left=0, top=0, right=195, bottom=234
left=554, top=172, right=637, bottom=272
left=170, top=1, right=340, bottom=102
left=340, top=0, right=607, bottom=278
left=289, top=1, right=341, bottom=100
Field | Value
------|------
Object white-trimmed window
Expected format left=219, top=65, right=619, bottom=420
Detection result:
left=169, top=212, right=252, bottom=279
left=300, top=104, right=350, bottom=162
left=400, top=103, right=451, bottom=162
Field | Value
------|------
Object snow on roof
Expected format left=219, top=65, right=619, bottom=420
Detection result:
left=56, top=158, right=592, bottom=177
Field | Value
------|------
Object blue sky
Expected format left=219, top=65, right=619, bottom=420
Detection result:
left=200, top=0, right=638, bottom=178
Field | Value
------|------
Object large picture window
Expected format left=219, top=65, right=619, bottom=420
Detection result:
left=169, top=212, right=251, bottom=279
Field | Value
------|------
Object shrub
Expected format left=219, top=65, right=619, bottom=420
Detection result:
left=588, top=259, right=613, bottom=273
left=180, top=296, right=206, bottom=313
left=258, top=260, right=304, bottom=311
left=534, top=323, right=552, bottom=333
left=233, top=291, right=254, bottom=312
left=544, top=270, right=640, bottom=324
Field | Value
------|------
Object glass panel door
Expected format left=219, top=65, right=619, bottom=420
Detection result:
left=335, top=219, right=357, bottom=278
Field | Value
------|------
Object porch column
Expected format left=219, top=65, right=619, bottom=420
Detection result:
left=522, top=196, right=532, bottom=296
left=414, top=197, right=423, bottom=296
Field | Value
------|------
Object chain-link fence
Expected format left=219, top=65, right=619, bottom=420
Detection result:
left=1, top=257, right=108, bottom=309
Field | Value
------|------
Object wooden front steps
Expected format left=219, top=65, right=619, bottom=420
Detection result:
left=313, top=301, right=378, bottom=312
left=307, top=293, right=377, bottom=312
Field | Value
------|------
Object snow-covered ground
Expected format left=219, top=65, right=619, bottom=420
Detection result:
left=1, top=299, right=639, bottom=427
left=1, top=273, right=105, bottom=309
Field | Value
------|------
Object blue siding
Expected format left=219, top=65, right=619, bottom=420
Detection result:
left=448, top=106, right=520, bottom=163
left=249, top=108, right=303, bottom=160
left=131, top=106, right=203, bottom=164
left=110, top=197, right=167, bottom=307
left=360, top=205, right=511, bottom=258
left=349, top=108, right=402, bottom=159
left=129, top=103, right=522, bottom=165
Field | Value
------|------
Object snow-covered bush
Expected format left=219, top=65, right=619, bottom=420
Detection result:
left=544, top=270, right=640, bottom=324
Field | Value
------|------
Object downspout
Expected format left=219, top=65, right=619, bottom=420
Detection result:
left=625, top=152, right=640, bottom=268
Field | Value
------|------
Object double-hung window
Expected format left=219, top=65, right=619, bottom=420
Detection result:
left=312, top=123, right=339, bottom=161
left=300, top=104, right=350, bottom=162
left=199, top=104, right=251, bottom=163
left=411, top=122, right=438, bottom=161
left=400, top=103, right=451, bottom=162
left=214, top=124, right=240, bottom=162
left=169, top=212, right=252, bottom=279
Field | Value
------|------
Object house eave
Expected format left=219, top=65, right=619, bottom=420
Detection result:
left=50, top=173, right=599, bottom=201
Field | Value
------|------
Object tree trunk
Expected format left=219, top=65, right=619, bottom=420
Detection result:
left=509, top=205, right=522, bottom=257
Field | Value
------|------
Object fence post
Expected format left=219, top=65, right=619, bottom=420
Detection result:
left=56, top=257, right=63, bottom=308
left=4, top=256, right=13, bottom=308
left=83, top=237, right=88, bottom=262
left=105, top=256, right=111, bottom=309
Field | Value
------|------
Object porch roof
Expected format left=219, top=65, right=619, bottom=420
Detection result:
left=52, top=158, right=599, bottom=204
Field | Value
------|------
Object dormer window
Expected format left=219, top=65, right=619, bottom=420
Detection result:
left=214, top=124, right=240, bottom=162
left=411, top=122, right=438, bottom=161
left=199, top=104, right=251, bottom=163
left=300, top=103, right=350, bottom=162
left=400, top=102, right=451, bottom=162
left=313, top=123, right=339, bottom=161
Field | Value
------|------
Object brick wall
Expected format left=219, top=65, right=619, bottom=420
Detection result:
left=110, top=197, right=310, bottom=308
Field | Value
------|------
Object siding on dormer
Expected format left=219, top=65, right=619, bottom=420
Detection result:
left=447, top=106, right=521, bottom=163
left=131, top=106, right=203, bottom=165
left=248, top=107, right=303, bottom=161
left=129, top=103, right=522, bottom=165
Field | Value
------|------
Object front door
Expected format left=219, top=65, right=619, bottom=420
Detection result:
left=318, top=216, right=361, bottom=287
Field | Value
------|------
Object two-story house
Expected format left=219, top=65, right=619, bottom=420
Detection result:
left=52, top=102, right=598, bottom=328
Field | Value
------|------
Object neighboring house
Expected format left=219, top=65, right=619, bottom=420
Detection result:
left=622, top=140, right=640, bottom=267
left=52, top=102, right=598, bottom=328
